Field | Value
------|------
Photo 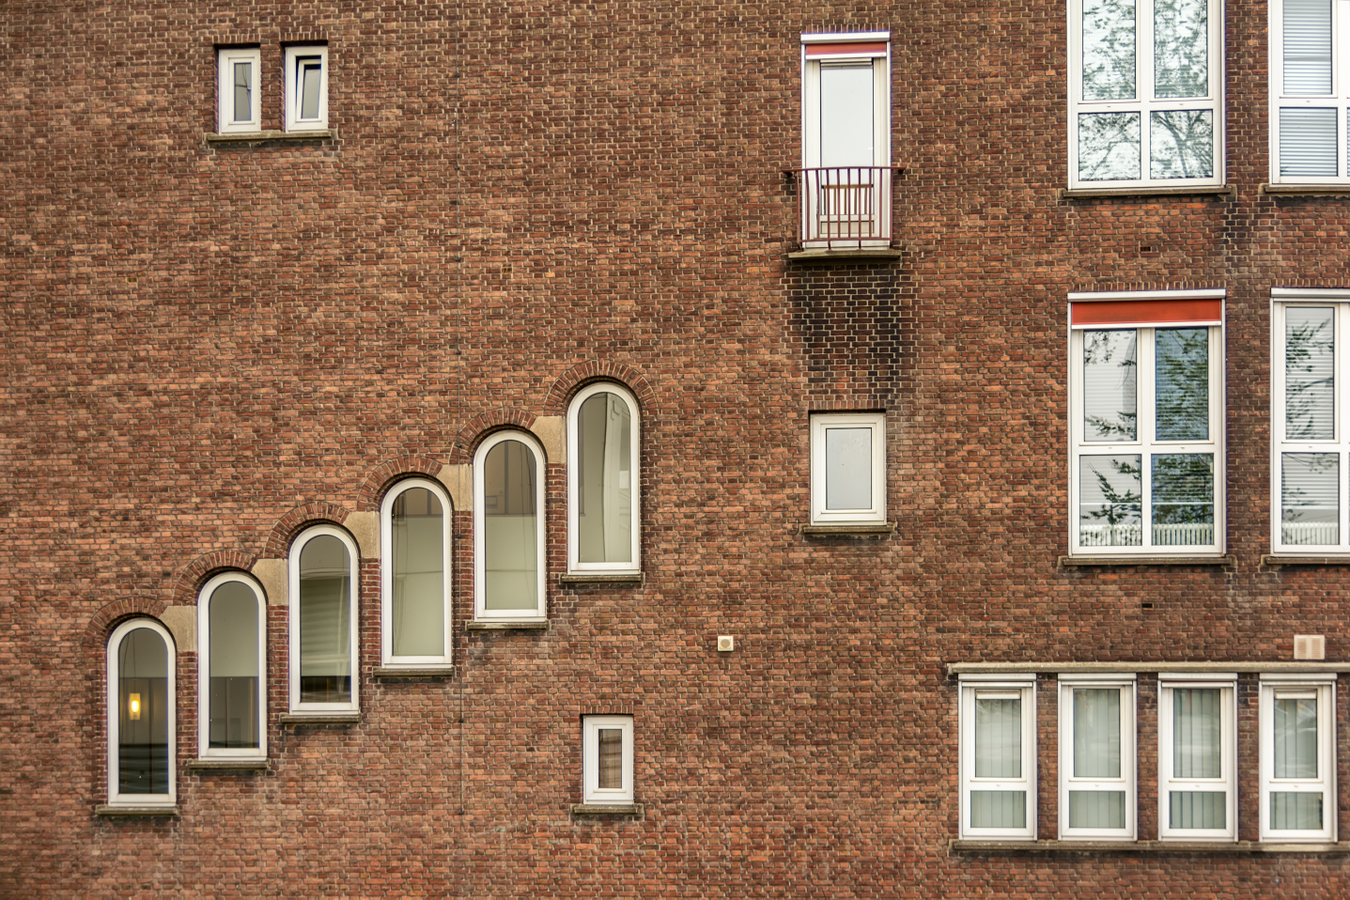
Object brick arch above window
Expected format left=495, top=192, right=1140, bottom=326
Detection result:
left=170, top=549, right=259, bottom=606
left=262, top=502, right=352, bottom=559
left=84, top=599, right=169, bottom=659
left=356, top=455, right=448, bottom=510
left=449, top=408, right=539, bottom=464
left=543, top=361, right=655, bottom=416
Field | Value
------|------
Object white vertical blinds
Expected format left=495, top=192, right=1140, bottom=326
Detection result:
left=1069, top=688, right=1127, bottom=830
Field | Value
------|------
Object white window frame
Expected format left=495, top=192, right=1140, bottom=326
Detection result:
left=1067, top=0, right=1224, bottom=189
left=197, top=572, right=267, bottom=760
left=106, top=618, right=176, bottom=808
left=473, top=430, right=548, bottom=622
left=1271, top=290, right=1350, bottom=555
left=380, top=478, right=453, bottom=669
left=1259, top=674, right=1337, bottom=842
left=1068, top=290, right=1226, bottom=557
left=1157, top=673, right=1237, bottom=841
left=217, top=47, right=262, bottom=134
left=567, top=383, right=641, bottom=575
left=1058, top=674, right=1137, bottom=841
left=582, top=715, right=635, bottom=805
left=809, top=412, right=887, bottom=525
left=288, top=524, right=360, bottom=716
left=1269, top=0, right=1350, bottom=184
left=959, top=674, right=1037, bottom=841
left=283, top=45, right=329, bottom=132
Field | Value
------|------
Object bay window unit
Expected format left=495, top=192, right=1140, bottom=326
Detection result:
left=288, top=525, right=359, bottom=715
left=216, top=47, right=261, bottom=134
left=567, top=384, right=640, bottom=575
left=381, top=478, right=452, bottom=668
left=1069, top=291, right=1225, bottom=557
left=474, top=431, right=547, bottom=621
left=1260, top=675, right=1336, bottom=842
left=284, top=45, right=329, bottom=132
left=197, top=573, right=266, bottom=760
left=1059, top=675, right=1136, bottom=840
left=1157, top=674, right=1237, bottom=841
left=1269, top=0, right=1350, bottom=183
left=106, top=619, right=176, bottom=809
left=959, top=675, right=1037, bottom=840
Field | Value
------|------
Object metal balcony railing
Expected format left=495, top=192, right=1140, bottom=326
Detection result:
left=787, top=166, right=901, bottom=251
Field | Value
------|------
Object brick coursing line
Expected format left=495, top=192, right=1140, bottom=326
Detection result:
left=355, top=455, right=449, bottom=510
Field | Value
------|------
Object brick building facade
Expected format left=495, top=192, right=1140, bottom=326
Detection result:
left=4, top=0, right=1350, bottom=895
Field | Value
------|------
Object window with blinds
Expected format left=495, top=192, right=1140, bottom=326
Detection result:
left=288, top=525, right=360, bottom=714
left=959, top=675, right=1037, bottom=840
left=1158, top=675, right=1237, bottom=841
left=1059, top=676, right=1137, bottom=840
left=582, top=716, right=635, bottom=805
left=1271, top=0, right=1350, bottom=182
left=1260, top=675, right=1336, bottom=842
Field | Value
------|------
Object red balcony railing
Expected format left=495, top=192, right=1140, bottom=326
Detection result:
left=787, top=166, right=901, bottom=251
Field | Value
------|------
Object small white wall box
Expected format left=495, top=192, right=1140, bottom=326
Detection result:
left=1294, top=634, right=1326, bottom=661
left=717, top=636, right=734, bottom=652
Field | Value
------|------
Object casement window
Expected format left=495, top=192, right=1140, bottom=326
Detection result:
left=381, top=478, right=452, bottom=668
left=1157, top=674, right=1237, bottom=841
left=1059, top=675, right=1136, bottom=840
left=107, top=619, right=176, bottom=808
left=284, top=45, right=328, bottom=132
left=288, top=525, right=359, bottom=715
left=1260, top=675, right=1336, bottom=842
left=583, top=716, right=635, bottom=805
left=1270, top=0, right=1350, bottom=183
left=799, top=33, right=892, bottom=247
left=1068, top=291, right=1225, bottom=556
left=1067, top=0, right=1223, bottom=189
left=809, top=412, right=887, bottom=525
left=1271, top=291, right=1350, bottom=555
left=959, top=675, right=1037, bottom=840
left=474, top=431, right=547, bottom=621
left=217, top=47, right=262, bottom=134
left=197, top=573, right=266, bottom=760
left=567, top=384, right=640, bottom=575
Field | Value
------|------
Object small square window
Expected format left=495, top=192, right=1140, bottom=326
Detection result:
left=1157, top=674, right=1237, bottom=841
left=1260, top=675, right=1336, bottom=842
left=1058, top=675, right=1136, bottom=841
left=217, top=47, right=261, bottom=134
left=284, top=45, right=329, bottom=132
left=959, top=675, right=1037, bottom=840
left=809, top=412, right=886, bottom=525
left=583, top=715, right=634, bottom=805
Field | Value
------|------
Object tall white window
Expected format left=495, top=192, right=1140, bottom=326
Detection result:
left=217, top=47, right=262, bottom=134
left=107, top=619, right=176, bottom=808
left=799, top=33, right=892, bottom=247
left=1069, top=291, right=1225, bottom=556
left=568, top=384, right=640, bottom=575
left=1059, top=675, right=1136, bottom=840
left=474, top=431, right=547, bottom=621
left=1260, top=674, right=1336, bottom=842
left=1158, top=674, right=1237, bottom=841
left=1068, top=0, right=1223, bottom=189
left=1271, top=291, right=1350, bottom=555
left=197, top=573, right=266, bottom=760
left=381, top=478, right=452, bottom=668
left=1270, top=0, right=1350, bottom=183
left=284, top=45, right=329, bottom=132
left=288, top=525, right=359, bottom=715
left=959, top=675, right=1037, bottom=840
left=582, top=716, right=635, bottom=805
left=809, top=412, right=887, bottom=525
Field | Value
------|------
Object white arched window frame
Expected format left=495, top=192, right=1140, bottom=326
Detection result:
left=288, top=525, right=360, bottom=715
left=381, top=477, right=453, bottom=668
left=567, top=383, right=641, bottom=575
left=474, top=430, right=548, bottom=622
left=106, top=618, right=176, bottom=808
left=197, top=572, right=267, bottom=760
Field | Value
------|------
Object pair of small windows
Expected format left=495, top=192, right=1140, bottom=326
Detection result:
left=216, top=46, right=328, bottom=134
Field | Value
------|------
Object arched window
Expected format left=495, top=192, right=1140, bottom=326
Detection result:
left=567, top=383, right=641, bottom=575
left=288, top=525, right=360, bottom=715
left=197, top=572, right=266, bottom=759
left=107, top=619, right=176, bottom=808
left=381, top=478, right=452, bottom=667
left=474, top=431, right=547, bottom=621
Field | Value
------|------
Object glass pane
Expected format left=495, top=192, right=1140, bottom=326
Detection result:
left=1271, top=792, right=1323, bottom=829
left=1173, top=688, right=1221, bottom=778
left=819, top=63, right=875, bottom=168
left=1083, top=330, right=1138, bottom=441
left=209, top=582, right=259, bottom=748
left=1285, top=307, right=1335, bottom=440
left=1282, top=454, right=1339, bottom=545
left=1079, top=455, right=1143, bottom=546
left=971, top=791, right=1027, bottom=829
left=1152, top=453, right=1214, bottom=546
left=1081, top=0, right=1136, bottom=100
left=1155, top=328, right=1209, bottom=440
left=1069, top=791, right=1127, bottom=829
left=1170, top=791, right=1226, bottom=829
left=1150, top=110, right=1213, bottom=179
left=484, top=440, right=539, bottom=610
left=299, top=535, right=351, bottom=703
left=118, top=628, right=169, bottom=794
left=577, top=393, right=634, bottom=564
left=391, top=488, right=445, bottom=657
left=1284, top=0, right=1333, bottom=94
left=1274, top=697, right=1318, bottom=779
left=1078, top=112, right=1142, bottom=181
left=233, top=61, right=252, bottom=123
left=1280, top=108, right=1337, bottom=177
left=825, top=427, right=873, bottom=510
left=1154, top=0, right=1208, bottom=97
left=598, top=728, right=624, bottom=789
left=298, top=60, right=322, bottom=120
left=974, top=697, right=1021, bottom=778
left=1073, top=688, right=1122, bottom=778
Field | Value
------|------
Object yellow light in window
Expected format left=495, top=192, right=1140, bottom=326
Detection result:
left=128, top=693, right=142, bottom=721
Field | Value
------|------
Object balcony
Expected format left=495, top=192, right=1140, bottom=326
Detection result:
left=786, top=165, right=903, bottom=260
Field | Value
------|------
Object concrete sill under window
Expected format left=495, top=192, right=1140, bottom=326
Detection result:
left=279, top=713, right=362, bottom=726
left=372, top=666, right=456, bottom=679
left=1059, top=554, right=1235, bottom=568
left=558, top=572, right=644, bottom=586
left=186, top=759, right=270, bottom=771
left=787, top=247, right=904, bottom=263
left=570, top=803, right=644, bottom=817
left=203, top=129, right=336, bottom=145
left=466, top=619, right=550, bottom=632
left=952, top=839, right=1350, bottom=854
left=800, top=522, right=896, bottom=537
left=95, top=805, right=179, bottom=818
left=1262, top=555, right=1350, bottom=568
left=1058, top=184, right=1236, bottom=200
left=1260, top=183, right=1350, bottom=196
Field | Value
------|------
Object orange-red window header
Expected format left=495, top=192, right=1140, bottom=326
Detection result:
left=805, top=42, right=887, bottom=57
left=1071, top=298, right=1222, bottom=327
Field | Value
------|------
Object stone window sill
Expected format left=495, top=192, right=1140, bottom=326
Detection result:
left=466, top=619, right=550, bottom=632
left=952, top=839, right=1350, bottom=854
left=1058, top=184, right=1235, bottom=200
left=95, top=805, right=179, bottom=818
left=372, top=666, right=456, bottom=678
left=570, top=803, right=644, bottom=817
left=279, top=713, right=362, bottom=726
left=558, top=572, right=644, bottom=586
left=1262, top=555, right=1350, bottom=568
left=1059, top=554, right=1235, bottom=568
left=186, top=759, right=270, bottom=771
left=204, top=129, right=336, bottom=145
left=1260, top=183, right=1350, bottom=196
left=800, top=522, right=896, bottom=537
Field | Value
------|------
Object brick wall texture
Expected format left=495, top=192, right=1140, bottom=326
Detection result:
left=3, top=0, right=1350, bottom=896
